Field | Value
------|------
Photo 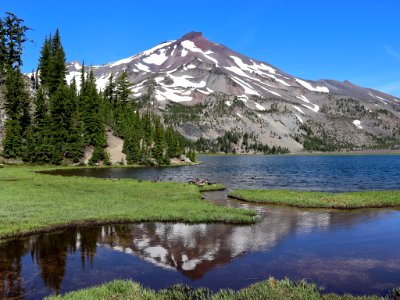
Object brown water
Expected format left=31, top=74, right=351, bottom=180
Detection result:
left=2, top=155, right=400, bottom=299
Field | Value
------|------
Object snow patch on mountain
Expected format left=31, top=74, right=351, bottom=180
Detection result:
left=353, top=120, right=362, bottom=129
left=296, top=95, right=320, bottom=112
left=293, top=105, right=305, bottom=115
left=108, top=56, right=135, bottom=68
left=136, top=63, right=151, bottom=72
left=295, top=114, right=304, bottom=124
left=295, top=78, right=329, bottom=93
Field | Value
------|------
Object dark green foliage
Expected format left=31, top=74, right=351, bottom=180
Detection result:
left=89, top=147, right=108, bottom=165
left=2, top=119, right=23, bottom=158
left=80, top=68, right=106, bottom=148
left=300, top=123, right=352, bottom=152
left=0, top=12, right=30, bottom=71
left=48, top=83, right=72, bottom=163
left=187, top=148, right=196, bottom=162
left=153, top=116, right=166, bottom=164
left=103, top=73, right=116, bottom=105
left=30, top=87, right=53, bottom=162
left=164, top=102, right=207, bottom=125
left=194, top=130, right=289, bottom=155
left=38, top=36, right=51, bottom=87
left=2, top=67, right=31, bottom=158
left=48, top=29, right=67, bottom=95
left=124, top=129, right=141, bottom=164
left=165, top=125, right=182, bottom=158
left=115, top=71, right=132, bottom=104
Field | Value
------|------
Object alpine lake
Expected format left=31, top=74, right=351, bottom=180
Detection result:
left=2, top=154, right=400, bottom=299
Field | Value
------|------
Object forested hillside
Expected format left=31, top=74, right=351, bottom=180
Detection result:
left=0, top=13, right=190, bottom=165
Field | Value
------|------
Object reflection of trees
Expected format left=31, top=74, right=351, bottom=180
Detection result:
left=0, top=207, right=392, bottom=298
left=30, top=230, right=77, bottom=294
left=78, top=226, right=102, bottom=270
left=0, top=239, right=27, bottom=299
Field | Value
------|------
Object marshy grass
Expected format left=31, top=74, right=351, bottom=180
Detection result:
left=46, top=277, right=390, bottom=300
left=0, top=165, right=255, bottom=239
left=198, top=183, right=225, bottom=192
left=228, top=189, right=400, bottom=209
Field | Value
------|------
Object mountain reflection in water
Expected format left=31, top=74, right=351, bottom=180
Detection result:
left=1, top=204, right=398, bottom=299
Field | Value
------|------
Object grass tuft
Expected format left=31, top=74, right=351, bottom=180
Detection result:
left=198, top=184, right=225, bottom=192
left=46, top=278, right=387, bottom=300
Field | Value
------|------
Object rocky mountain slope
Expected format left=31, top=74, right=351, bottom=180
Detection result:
left=3, top=32, right=399, bottom=153
left=66, top=32, right=399, bottom=152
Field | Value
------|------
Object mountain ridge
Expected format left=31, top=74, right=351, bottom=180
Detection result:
left=62, top=32, right=400, bottom=152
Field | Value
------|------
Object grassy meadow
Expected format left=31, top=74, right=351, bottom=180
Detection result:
left=228, top=189, right=400, bottom=209
left=0, top=165, right=255, bottom=239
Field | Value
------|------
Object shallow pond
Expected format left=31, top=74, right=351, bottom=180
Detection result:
left=2, top=155, right=400, bottom=299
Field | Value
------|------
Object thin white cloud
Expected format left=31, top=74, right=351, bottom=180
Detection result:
left=384, top=45, right=400, bottom=61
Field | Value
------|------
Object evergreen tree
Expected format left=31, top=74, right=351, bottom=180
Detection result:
left=104, top=73, right=116, bottom=105
left=48, top=29, right=66, bottom=95
left=153, top=116, right=166, bottom=165
left=2, top=67, right=31, bottom=158
left=38, top=36, right=51, bottom=88
left=80, top=68, right=107, bottom=163
left=124, top=128, right=141, bottom=164
left=0, top=17, right=6, bottom=71
left=2, top=12, right=30, bottom=69
left=187, top=149, right=197, bottom=163
left=2, top=119, right=22, bottom=158
left=64, top=78, right=84, bottom=162
left=115, top=71, right=131, bottom=105
left=49, top=83, right=70, bottom=164
left=31, top=87, right=53, bottom=162
left=140, top=112, right=153, bottom=163
left=165, top=125, right=179, bottom=158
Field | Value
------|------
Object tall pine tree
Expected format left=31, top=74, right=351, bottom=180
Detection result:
left=2, top=67, right=31, bottom=158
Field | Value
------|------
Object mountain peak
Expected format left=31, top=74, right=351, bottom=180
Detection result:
left=178, top=31, right=215, bottom=50
left=180, top=31, right=204, bottom=41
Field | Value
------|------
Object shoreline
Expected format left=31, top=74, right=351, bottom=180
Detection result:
left=199, top=150, right=400, bottom=157
left=0, top=165, right=255, bottom=241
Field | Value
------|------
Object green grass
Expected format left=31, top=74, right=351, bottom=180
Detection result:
left=228, top=189, right=400, bottom=209
left=0, top=166, right=256, bottom=239
left=46, top=278, right=392, bottom=300
left=198, top=184, right=225, bottom=192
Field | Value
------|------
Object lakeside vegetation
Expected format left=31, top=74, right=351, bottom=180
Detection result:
left=198, top=183, right=225, bottom=192
left=0, top=166, right=255, bottom=240
left=228, top=189, right=400, bottom=209
left=46, top=278, right=396, bottom=300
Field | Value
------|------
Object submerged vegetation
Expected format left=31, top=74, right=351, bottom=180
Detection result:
left=0, top=166, right=255, bottom=239
left=46, top=277, right=396, bottom=300
left=228, top=189, right=400, bottom=209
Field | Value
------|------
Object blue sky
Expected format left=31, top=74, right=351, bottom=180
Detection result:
left=2, top=0, right=400, bottom=96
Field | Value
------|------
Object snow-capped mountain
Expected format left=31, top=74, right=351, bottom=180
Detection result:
left=66, top=32, right=400, bottom=152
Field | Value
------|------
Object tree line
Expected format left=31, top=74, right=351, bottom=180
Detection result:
left=0, top=13, right=189, bottom=165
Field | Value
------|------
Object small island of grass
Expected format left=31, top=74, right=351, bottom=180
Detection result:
left=228, top=189, right=400, bottom=209
left=198, top=183, right=225, bottom=192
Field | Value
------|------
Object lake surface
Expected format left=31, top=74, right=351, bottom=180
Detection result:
left=45, top=154, right=400, bottom=192
left=2, top=155, right=400, bottom=299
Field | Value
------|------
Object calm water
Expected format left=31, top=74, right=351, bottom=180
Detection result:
left=45, top=154, right=400, bottom=192
left=2, top=155, right=400, bottom=299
